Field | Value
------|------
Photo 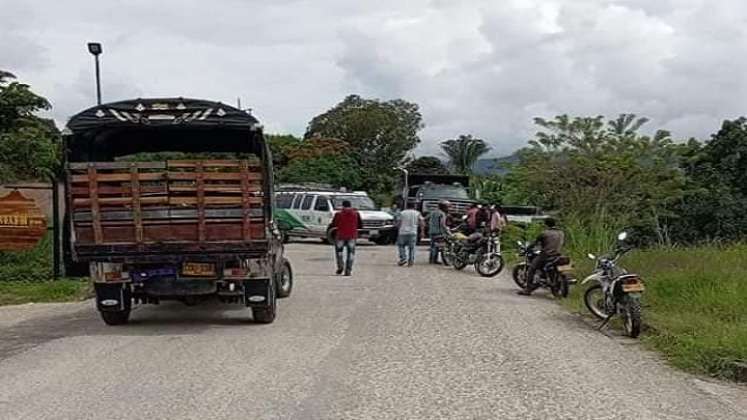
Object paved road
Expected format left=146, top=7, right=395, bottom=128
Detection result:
left=0, top=243, right=744, bottom=420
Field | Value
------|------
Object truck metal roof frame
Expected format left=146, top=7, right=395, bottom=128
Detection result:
left=66, top=98, right=260, bottom=132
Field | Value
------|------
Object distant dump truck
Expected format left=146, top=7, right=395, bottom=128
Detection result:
left=63, top=98, right=291, bottom=325
left=396, top=174, right=478, bottom=234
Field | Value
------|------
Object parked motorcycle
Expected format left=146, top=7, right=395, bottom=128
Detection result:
left=442, top=226, right=505, bottom=277
left=512, top=241, right=575, bottom=298
left=582, top=231, right=645, bottom=338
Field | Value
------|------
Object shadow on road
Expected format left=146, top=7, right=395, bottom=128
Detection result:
left=0, top=300, right=267, bottom=362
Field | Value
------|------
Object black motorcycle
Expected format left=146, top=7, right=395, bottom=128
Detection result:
left=512, top=241, right=575, bottom=298
left=442, top=226, right=505, bottom=277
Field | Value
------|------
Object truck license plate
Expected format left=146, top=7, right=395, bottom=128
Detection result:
left=182, top=262, right=216, bottom=277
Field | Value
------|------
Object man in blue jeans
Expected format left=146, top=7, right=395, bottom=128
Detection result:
left=330, top=200, right=362, bottom=276
left=397, top=202, right=424, bottom=266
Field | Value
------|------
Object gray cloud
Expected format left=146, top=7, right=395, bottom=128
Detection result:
left=1, top=0, right=745, bottom=156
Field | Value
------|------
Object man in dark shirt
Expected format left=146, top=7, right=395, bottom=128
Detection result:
left=518, top=217, right=565, bottom=296
left=330, top=200, right=363, bottom=276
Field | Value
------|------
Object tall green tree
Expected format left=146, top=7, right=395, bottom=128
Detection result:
left=275, top=137, right=362, bottom=189
left=305, top=94, right=423, bottom=193
left=666, top=120, right=747, bottom=243
left=440, top=134, right=491, bottom=175
left=405, top=156, right=449, bottom=175
left=513, top=114, right=685, bottom=245
left=0, top=70, right=59, bottom=182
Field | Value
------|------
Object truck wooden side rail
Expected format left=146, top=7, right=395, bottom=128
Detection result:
left=68, top=159, right=267, bottom=260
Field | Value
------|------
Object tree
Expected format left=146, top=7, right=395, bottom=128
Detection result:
left=513, top=114, right=685, bottom=246
left=440, top=134, right=491, bottom=175
left=274, top=136, right=363, bottom=189
left=666, top=120, right=747, bottom=243
left=405, top=156, right=449, bottom=175
left=305, top=95, right=423, bottom=192
left=265, top=134, right=301, bottom=169
left=277, top=155, right=362, bottom=189
left=0, top=70, right=59, bottom=182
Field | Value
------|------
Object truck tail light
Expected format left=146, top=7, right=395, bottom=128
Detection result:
left=90, top=262, right=130, bottom=283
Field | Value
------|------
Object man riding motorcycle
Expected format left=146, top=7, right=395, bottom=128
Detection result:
left=518, top=217, right=565, bottom=296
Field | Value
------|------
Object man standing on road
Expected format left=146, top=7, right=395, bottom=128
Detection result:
left=518, top=217, right=565, bottom=296
left=428, top=201, right=450, bottom=264
left=330, top=200, right=362, bottom=276
left=397, top=202, right=424, bottom=267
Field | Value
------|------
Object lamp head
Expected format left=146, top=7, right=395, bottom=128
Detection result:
left=87, top=42, right=102, bottom=56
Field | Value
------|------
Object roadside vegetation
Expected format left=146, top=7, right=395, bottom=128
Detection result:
left=0, top=234, right=90, bottom=306
left=561, top=245, right=747, bottom=380
left=0, top=280, right=90, bottom=306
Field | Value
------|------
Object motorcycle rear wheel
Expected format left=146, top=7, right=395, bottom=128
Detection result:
left=551, top=274, right=569, bottom=298
left=583, top=284, right=607, bottom=320
left=476, top=253, right=504, bottom=277
left=623, top=299, right=642, bottom=338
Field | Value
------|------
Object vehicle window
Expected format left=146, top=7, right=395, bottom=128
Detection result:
left=332, top=195, right=378, bottom=210
left=302, top=195, right=315, bottom=210
left=292, top=194, right=304, bottom=209
left=276, top=194, right=293, bottom=209
left=315, top=196, right=330, bottom=211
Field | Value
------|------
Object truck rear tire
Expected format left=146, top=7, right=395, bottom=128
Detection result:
left=101, top=310, right=130, bottom=326
left=252, top=289, right=277, bottom=324
left=276, top=259, right=293, bottom=298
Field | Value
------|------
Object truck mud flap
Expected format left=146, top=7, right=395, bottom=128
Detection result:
left=94, top=283, right=132, bottom=312
left=244, top=278, right=272, bottom=308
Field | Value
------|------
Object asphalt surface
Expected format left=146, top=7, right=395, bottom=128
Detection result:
left=0, top=242, right=745, bottom=420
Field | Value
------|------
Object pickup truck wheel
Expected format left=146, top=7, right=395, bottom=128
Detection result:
left=372, top=236, right=390, bottom=246
left=101, top=310, right=130, bottom=326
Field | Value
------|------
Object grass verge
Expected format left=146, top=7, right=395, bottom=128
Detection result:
left=0, top=280, right=91, bottom=306
left=563, top=244, right=747, bottom=381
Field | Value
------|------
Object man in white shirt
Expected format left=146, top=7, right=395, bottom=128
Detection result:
left=397, top=202, right=424, bottom=266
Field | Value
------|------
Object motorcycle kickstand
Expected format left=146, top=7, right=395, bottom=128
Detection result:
left=597, top=314, right=614, bottom=331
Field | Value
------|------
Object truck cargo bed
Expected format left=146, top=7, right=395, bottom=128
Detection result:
left=67, top=159, right=268, bottom=261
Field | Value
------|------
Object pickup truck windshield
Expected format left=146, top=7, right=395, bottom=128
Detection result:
left=332, top=196, right=378, bottom=211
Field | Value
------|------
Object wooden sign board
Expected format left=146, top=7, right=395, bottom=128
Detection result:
left=0, top=190, right=47, bottom=251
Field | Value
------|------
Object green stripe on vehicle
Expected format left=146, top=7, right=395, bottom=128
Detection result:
left=274, top=209, right=308, bottom=230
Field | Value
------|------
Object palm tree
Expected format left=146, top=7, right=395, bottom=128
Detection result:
left=440, top=134, right=491, bottom=175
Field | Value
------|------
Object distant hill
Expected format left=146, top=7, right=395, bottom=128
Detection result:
left=473, top=153, right=520, bottom=175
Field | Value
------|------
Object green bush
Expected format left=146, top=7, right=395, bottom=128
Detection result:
left=0, top=232, right=53, bottom=281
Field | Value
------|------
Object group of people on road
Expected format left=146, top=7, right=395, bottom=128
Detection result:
left=329, top=199, right=564, bottom=296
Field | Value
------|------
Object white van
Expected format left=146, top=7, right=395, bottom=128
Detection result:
left=275, top=190, right=396, bottom=244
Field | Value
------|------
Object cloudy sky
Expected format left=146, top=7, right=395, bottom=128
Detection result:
left=2, top=0, right=746, bottom=156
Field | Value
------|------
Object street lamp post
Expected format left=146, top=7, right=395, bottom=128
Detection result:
left=87, top=42, right=103, bottom=105
left=395, top=166, right=409, bottom=207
